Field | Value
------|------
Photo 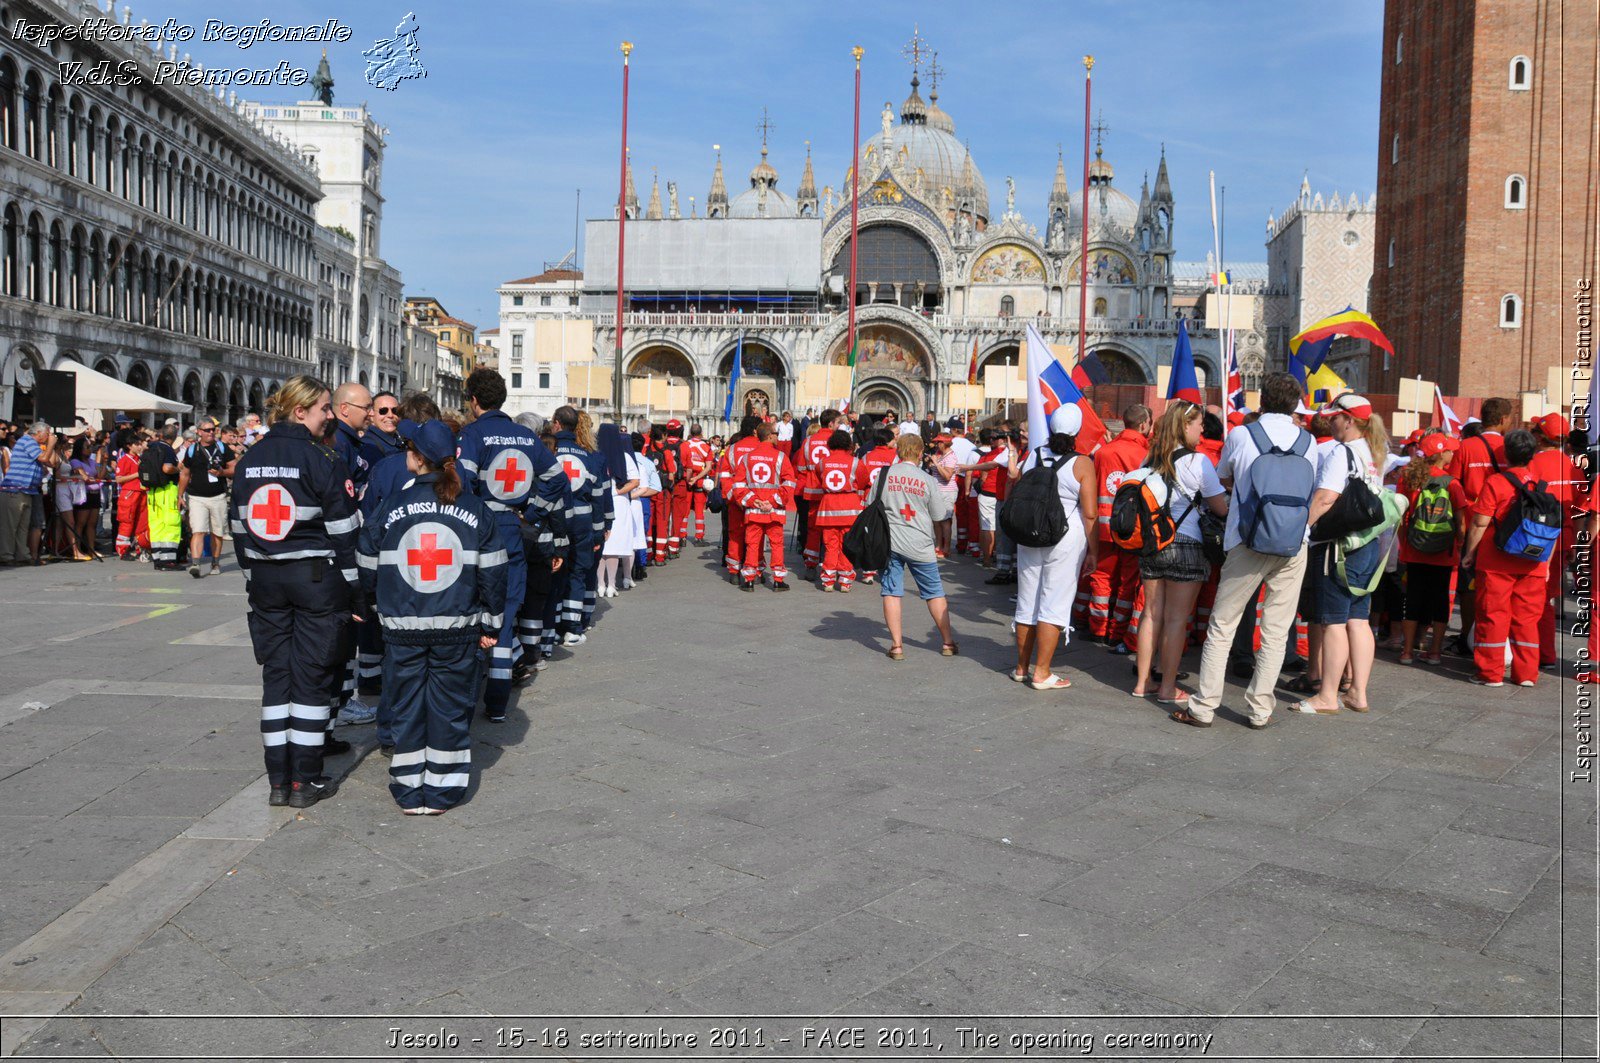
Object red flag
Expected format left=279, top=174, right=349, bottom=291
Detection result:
left=966, top=338, right=979, bottom=386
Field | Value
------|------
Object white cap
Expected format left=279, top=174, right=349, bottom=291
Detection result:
left=1294, top=401, right=1316, bottom=416
left=1048, top=405, right=1083, bottom=437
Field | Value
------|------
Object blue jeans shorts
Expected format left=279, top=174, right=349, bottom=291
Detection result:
left=880, top=553, right=945, bottom=600
left=1307, top=539, right=1380, bottom=625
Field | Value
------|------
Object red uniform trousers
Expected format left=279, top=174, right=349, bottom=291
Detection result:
left=667, top=482, right=689, bottom=553
left=803, top=516, right=823, bottom=572
left=743, top=519, right=787, bottom=582
left=1539, top=557, right=1563, bottom=666
left=726, top=505, right=746, bottom=574
left=1474, top=567, right=1545, bottom=685
left=1190, top=566, right=1221, bottom=645
left=116, top=491, right=149, bottom=556
left=956, top=493, right=979, bottom=554
left=820, top=527, right=854, bottom=588
left=650, top=488, right=674, bottom=562
left=1078, top=545, right=1140, bottom=641
left=684, top=489, right=707, bottom=541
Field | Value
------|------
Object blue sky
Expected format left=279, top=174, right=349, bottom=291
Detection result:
left=158, top=0, right=1383, bottom=329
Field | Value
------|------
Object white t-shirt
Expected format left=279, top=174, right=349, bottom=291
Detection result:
left=775, top=421, right=794, bottom=442
left=1169, top=451, right=1225, bottom=542
left=1314, top=439, right=1378, bottom=496
left=1215, top=413, right=1316, bottom=552
left=898, top=420, right=919, bottom=437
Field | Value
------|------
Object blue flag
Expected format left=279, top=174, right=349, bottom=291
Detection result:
left=1166, top=319, right=1203, bottom=404
left=724, top=335, right=743, bottom=421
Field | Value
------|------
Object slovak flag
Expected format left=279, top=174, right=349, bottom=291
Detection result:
left=1025, top=323, right=1106, bottom=455
left=1433, top=385, right=1464, bottom=436
left=1166, top=318, right=1203, bottom=405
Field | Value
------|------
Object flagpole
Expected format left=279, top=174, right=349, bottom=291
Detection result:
left=612, top=41, right=633, bottom=419
left=1077, top=56, right=1094, bottom=371
left=844, top=45, right=864, bottom=411
left=1221, top=182, right=1231, bottom=410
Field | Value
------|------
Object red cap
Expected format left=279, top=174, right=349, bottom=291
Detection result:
left=1531, top=412, right=1569, bottom=441
left=1226, top=410, right=1247, bottom=428
left=665, top=418, right=682, bottom=430
left=933, top=433, right=953, bottom=444
left=1321, top=393, right=1374, bottom=420
left=1403, top=429, right=1425, bottom=446
left=1420, top=433, right=1461, bottom=458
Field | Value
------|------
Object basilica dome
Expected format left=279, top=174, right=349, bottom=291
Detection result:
left=730, top=144, right=799, bottom=218
left=848, top=76, right=988, bottom=222
left=1068, top=183, right=1140, bottom=234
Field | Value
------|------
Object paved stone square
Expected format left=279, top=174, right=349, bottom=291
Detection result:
left=0, top=545, right=1594, bottom=1061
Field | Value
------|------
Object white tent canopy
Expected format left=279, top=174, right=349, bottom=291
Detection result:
left=58, top=360, right=192, bottom=422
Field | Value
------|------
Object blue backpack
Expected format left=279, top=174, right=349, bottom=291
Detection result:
left=1236, top=421, right=1315, bottom=557
left=1492, top=473, right=1562, bottom=563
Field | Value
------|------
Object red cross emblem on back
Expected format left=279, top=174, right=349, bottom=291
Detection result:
left=246, top=484, right=296, bottom=541
left=407, top=532, right=454, bottom=582
left=494, top=459, right=526, bottom=494
left=899, top=502, right=917, bottom=523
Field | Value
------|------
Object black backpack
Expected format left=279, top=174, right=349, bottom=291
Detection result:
left=138, top=445, right=168, bottom=489
left=999, top=454, right=1070, bottom=548
left=1491, top=472, right=1563, bottom=562
left=842, top=462, right=891, bottom=572
left=1310, top=443, right=1385, bottom=541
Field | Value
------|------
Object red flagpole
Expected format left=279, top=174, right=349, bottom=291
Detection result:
left=613, top=41, right=633, bottom=417
left=846, top=45, right=863, bottom=410
left=1077, top=56, right=1094, bottom=371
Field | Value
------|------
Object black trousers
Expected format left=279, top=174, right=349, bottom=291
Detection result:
left=246, top=560, right=351, bottom=785
left=517, top=552, right=556, bottom=661
left=387, top=640, right=478, bottom=811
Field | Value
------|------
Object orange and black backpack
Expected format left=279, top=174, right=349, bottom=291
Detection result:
left=1108, top=453, right=1197, bottom=557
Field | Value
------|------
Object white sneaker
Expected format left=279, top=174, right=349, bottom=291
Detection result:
left=563, top=632, right=587, bottom=646
left=336, top=697, right=378, bottom=726
left=533, top=657, right=549, bottom=671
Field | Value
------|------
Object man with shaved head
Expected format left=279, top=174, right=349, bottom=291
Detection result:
left=330, top=381, right=373, bottom=496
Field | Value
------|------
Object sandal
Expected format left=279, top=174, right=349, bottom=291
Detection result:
left=1156, top=692, right=1190, bottom=706
left=1008, top=670, right=1029, bottom=683
left=1290, top=698, right=1341, bottom=715
left=1345, top=700, right=1371, bottom=713
left=1283, top=674, right=1321, bottom=696
left=1169, top=708, right=1212, bottom=728
left=886, top=646, right=904, bottom=661
left=1030, top=673, right=1071, bottom=690
left=941, top=642, right=959, bottom=657
left=1398, top=654, right=1415, bottom=666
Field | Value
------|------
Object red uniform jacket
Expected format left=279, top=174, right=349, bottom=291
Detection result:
left=1451, top=431, right=1506, bottom=504
left=813, top=450, right=865, bottom=526
left=1527, top=447, right=1589, bottom=548
left=683, top=437, right=714, bottom=488
left=717, top=436, right=762, bottom=504
left=734, top=443, right=795, bottom=523
left=859, top=445, right=897, bottom=492
left=1092, top=429, right=1149, bottom=540
left=799, top=431, right=834, bottom=502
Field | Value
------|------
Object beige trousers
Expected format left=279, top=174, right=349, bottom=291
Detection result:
left=1189, top=543, right=1309, bottom=724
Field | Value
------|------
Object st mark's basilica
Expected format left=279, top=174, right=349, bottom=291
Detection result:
left=575, top=38, right=1271, bottom=421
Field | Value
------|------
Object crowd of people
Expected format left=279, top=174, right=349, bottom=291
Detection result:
left=3, top=366, right=1590, bottom=814
left=704, top=373, right=1592, bottom=726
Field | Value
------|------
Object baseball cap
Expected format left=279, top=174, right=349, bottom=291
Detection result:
left=397, top=418, right=455, bottom=466
left=1226, top=410, right=1248, bottom=428
left=1531, top=412, right=1569, bottom=441
left=113, top=411, right=132, bottom=424
left=1048, top=405, right=1083, bottom=437
left=933, top=433, right=953, bottom=444
left=1321, top=393, right=1374, bottom=420
left=945, top=416, right=965, bottom=430
left=1420, top=433, right=1461, bottom=458
left=665, top=418, right=683, bottom=430
left=1403, top=429, right=1425, bottom=446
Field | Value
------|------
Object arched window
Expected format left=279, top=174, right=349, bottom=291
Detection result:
left=1505, top=174, right=1526, bottom=208
left=1500, top=294, right=1522, bottom=328
left=1387, top=239, right=1395, bottom=267
left=1391, top=134, right=1399, bottom=163
left=999, top=295, right=1015, bottom=317
left=1093, top=296, right=1108, bottom=317
left=1395, top=33, right=1403, bottom=64
left=1509, top=56, right=1530, bottom=89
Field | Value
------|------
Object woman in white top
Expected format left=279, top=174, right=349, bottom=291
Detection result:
left=1133, top=401, right=1228, bottom=707
left=1297, top=393, right=1390, bottom=716
left=1012, top=406, right=1099, bottom=691
left=596, top=424, right=642, bottom=598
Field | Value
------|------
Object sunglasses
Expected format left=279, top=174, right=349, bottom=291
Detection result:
left=375, top=406, right=398, bottom=416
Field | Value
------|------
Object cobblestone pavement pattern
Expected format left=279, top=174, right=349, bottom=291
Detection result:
left=0, top=545, right=1594, bottom=1060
